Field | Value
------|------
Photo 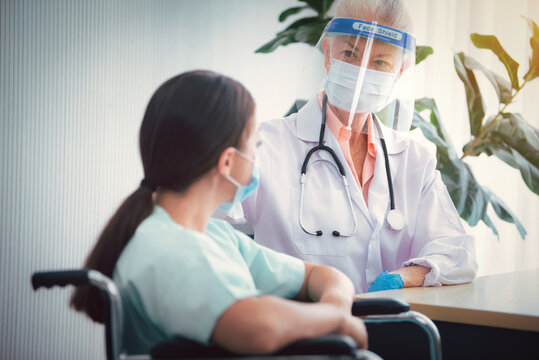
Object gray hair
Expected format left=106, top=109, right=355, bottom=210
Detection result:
left=335, top=0, right=413, bottom=33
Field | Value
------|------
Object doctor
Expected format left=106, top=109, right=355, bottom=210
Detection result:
left=223, top=0, right=477, bottom=293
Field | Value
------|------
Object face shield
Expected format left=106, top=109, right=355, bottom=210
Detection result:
left=297, top=17, right=416, bottom=136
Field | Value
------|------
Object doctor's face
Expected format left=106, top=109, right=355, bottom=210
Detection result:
left=323, top=36, right=402, bottom=73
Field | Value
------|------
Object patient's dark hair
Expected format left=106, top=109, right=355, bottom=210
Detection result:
left=70, top=70, right=255, bottom=322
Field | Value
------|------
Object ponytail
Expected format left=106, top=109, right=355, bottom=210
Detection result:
left=70, top=185, right=154, bottom=323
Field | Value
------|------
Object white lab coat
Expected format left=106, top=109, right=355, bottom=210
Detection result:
left=224, top=96, right=477, bottom=293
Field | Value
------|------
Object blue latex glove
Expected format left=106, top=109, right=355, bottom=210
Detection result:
left=368, top=271, right=404, bottom=292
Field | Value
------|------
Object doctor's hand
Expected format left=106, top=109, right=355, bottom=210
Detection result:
left=367, top=271, right=404, bottom=292
left=389, top=265, right=431, bottom=288
left=336, top=315, right=368, bottom=349
left=368, top=265, right=431, bottom=292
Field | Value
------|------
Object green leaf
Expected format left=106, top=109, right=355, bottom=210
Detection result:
left=509, top=147, right=539, bottom=195
left=411, top=109, right=447, bottom=147
left=470, top=33, right=520, bottom=90
left=526, top=36, right=539, bottom=81
left=483, top=113, right=539, bottom=194
left=277, top=17, right=321, bottom=35
left=255, top=31, right=297, bottom=53
left=440, top=159, right=488, bottom=226
left=483, top=142, right=520, bottom=168
left=440, top=157, right=525, bottom=236
left=454, top=52, right=485, bottom=137
left=522, top=17, right=539, bottom=81
left=279, top=6, right=308, bottom=22
left=415, top=46, right=433, bottom=65
left=299, top=0, right=334, bottom=18
left=522, top=15, right=539, bottom=38
left=489, top=113, right=539, bottom=167
left=485, top=189, right=527, bottom=239
left=415, top=98, right=456, bottom=149
left=255, top=17, right=323, bottom=53
left=414, top=98, right=443, bottom=138
left=463, top=55, right=512, bottom=104
left=414, top=99, right=526, bottom=237
left=482, top=214, right=499, bottom=239
left=294, top=20, right=330, bottom=46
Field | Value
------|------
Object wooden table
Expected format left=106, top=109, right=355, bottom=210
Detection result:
left=357, top=268, right=539, bottom=331
left=356, top=269, right=539, bottom=359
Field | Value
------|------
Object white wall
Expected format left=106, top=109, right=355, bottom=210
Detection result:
left=1, top=0, right=537, bottom=359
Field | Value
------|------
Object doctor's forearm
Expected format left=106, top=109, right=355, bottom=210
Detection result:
left=390, top=265, right=430, bottom=287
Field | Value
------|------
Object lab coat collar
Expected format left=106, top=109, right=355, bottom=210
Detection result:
left=375, top=121, right=409, bottom=155
left=296, top=96, right=325, bottom=143
left=296, top=96, right=409, bottom=155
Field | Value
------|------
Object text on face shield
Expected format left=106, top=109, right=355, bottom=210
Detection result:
left=352, top=22, right=403, bottom=41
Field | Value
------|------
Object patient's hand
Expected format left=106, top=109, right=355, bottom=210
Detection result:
left=319, top=292, right=353, bottom=314
left=336, top=315, right=368, bottom=349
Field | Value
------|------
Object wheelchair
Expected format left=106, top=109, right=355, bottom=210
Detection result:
left=31, top=269, right=442, bottom=360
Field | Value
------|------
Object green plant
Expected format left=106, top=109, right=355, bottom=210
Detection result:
left=412, top=17, right=539, bottom=239
left=256, top=0, right=538, bottom=239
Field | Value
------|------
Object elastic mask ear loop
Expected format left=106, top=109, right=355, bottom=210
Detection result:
left=233, top=148, right=255, bottom=164
left=224, top=175, right=242, bottom=188
left=346, top=21, right=378, bottom=129
left=224, top=148, right=254, bottom=187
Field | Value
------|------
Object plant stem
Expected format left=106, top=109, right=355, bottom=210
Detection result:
left=460, top=79, right=529, bottom=159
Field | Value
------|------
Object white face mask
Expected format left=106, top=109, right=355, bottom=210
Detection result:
left=325, top=58, right=398, bottom=114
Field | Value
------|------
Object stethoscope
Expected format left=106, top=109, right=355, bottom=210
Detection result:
left=299, top=94, right=405, bottom=237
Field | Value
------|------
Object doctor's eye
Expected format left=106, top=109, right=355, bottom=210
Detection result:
left=372, top=58, right=394, bottom=69
left=342, top=50, right=357, bottom=59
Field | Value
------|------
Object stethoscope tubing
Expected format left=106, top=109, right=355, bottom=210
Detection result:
left=298, top=94, right=399, bottom=237
left=372, top=114, right=396, bottom=211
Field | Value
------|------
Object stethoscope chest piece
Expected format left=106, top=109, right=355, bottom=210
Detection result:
left=386, top=209, right=405, bottom=231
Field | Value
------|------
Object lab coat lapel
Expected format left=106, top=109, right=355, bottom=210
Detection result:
left=296, top=97, right=373, bottom=229
left=296, top=96, right=324, bottom=143
left=367, top=124, right=405, bottom=232
left=368, top=138, right=392, bottom=232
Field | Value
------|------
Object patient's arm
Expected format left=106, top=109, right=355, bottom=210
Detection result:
left=211, top=263, right=361, bottom=354
left=210, top=295, right=367, bottom=354
left=294, top=262, right=355, bottom=314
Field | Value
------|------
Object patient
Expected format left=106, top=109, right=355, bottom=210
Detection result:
left=70, top=70, right=367, bottom=355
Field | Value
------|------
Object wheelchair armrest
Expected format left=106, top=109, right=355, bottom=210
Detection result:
left=150, top=337, right=236, bottom=359
left=274, top=335, right=357, bottom=356
left=352, top=298, right=410, bottom=316
left=31, top=269, right=91, bottom=290
left=150, top=335, right=358, bottom=359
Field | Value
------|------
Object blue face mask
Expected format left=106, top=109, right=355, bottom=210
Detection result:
left=219, top=149, right=259, bottom=211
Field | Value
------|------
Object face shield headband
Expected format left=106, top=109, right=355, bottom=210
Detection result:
left=322, top=18, right=416, bottom=59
